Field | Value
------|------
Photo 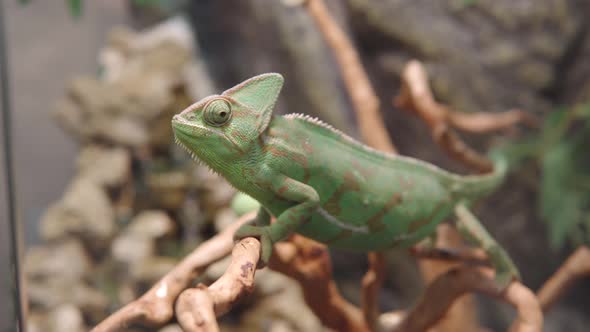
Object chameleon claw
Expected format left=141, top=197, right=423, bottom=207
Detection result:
left=234, top=224, right=274, bottom=268
left=487, top=245, right=521, bottom=290
left=493, top=255, right=521, bottom=291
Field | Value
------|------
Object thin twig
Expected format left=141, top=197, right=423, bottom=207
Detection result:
left=91, top=212, right=255, bottom=332
left=175, top=237, right=260, bottom=332
left=448, top=109, right=538, bottom=133
left=537, top=246, right=590, bottom=312
left=395, top=60, right=493, bottom=173
left=361, top=252, right=386, bottom=330
left=304, top=0, right=397, bottom=154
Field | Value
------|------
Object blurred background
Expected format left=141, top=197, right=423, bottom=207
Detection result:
left=1, top=2, right=128, bottom=331
left=1, top=0, right=590, bottom=331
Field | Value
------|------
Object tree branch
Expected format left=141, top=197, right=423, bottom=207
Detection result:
left=393, top=267, right=542, bottom=332
left=537, top=246, right=590, bottom=312
left=448, top=109, right=538, bottom=134
left=361, top=252, right=386, bottom=330
left=91, top=212, right=255, bottom=332
left=175, top=237, right=260, bottom=332
left=270, top=235, right=371, bottom=332
left=395, top=60, right=494, bottom=173
left=304, top=0, right=397, bottom=154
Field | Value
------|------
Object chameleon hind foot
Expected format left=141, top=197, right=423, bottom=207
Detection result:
left=489, top=245, right=521, bottom=289
left=234, top=224, right=273, bottom=268
left=454, top=202, right=520, bottom=290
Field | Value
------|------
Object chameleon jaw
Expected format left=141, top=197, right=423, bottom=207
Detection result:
left=173, top=133, right=202, bottom=163
left=172, top=115, right=244, bottom=154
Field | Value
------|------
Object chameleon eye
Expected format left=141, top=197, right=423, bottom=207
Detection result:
left=203, top=98, right=232, bottom=127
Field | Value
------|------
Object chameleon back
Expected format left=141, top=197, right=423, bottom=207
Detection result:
left=255, top=114, right=472, bottom=250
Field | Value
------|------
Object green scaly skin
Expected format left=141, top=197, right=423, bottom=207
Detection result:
left=171, top=73, right=520, bottom=288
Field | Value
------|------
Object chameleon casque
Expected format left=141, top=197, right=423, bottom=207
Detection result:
left=171, top=73, right=519, bottom=287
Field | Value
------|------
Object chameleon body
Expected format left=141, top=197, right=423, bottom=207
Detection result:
left=172, top=73, right=519, bottom=287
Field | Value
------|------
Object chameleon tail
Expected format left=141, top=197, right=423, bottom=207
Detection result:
left=450, top=150, right=508, bottom=202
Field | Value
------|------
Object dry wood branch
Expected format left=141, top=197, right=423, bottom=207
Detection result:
left=395, top=267, right=542, bottom=332
left=395, top=61, right=536, bottom=136
left=448, top=109, right=538, bottom=134
left=414, top=224, right=481, bottom=332
left=270, top=235, right=371, bottom=332
left=395, top=60, right=493, bottom=173
left=91, top=212, right=255, bottom=332
left=304, top=0, right=396, bottom=154
left=537, top=246, right=590, bottom=312
left=361, top=252, right=386, bottom=330
left=175, top=237, right=260, bottom=332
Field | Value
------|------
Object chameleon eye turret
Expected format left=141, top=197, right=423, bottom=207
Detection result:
left=204, top=98, right=232, bottom=126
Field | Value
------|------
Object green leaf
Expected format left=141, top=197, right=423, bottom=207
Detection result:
left=66, top=0, right=82, bottom=17
left=132, top=0, right=160, bottom=6
left=539, top=129, right=590, bottom=248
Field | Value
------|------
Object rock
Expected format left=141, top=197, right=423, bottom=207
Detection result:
left=54, top=78, right=151, bottom=147
left=27, top=312, right=46, bottom=332
left=130, top=256, right=178, bottom=284
left=54, top=18, right=195, bottom=148
left=193, top=165, right=236, bottom=214
left=25, top=240, right=91, bottom=282
left=112, top=211, right=177, bottom=283
left=40, top=178, right=115, bottom=247
left=47, top=304, right=86, bottom=332
left=348, top=0, right=578, bottom=113
left=26, top=280, right=109, bottom=316
left=77, top=145, right=131, bottom=188
left=117, top=282, right=138, bottom=306
left=205, top=255, right=232, bottom=281
left=146, top=170, right=190, bottom=210
left=94, top=113, right=150, bottom=147
left=111, top=233, right=155, bottom=265
left=127, top=210, right=175, bottom=239
left=214, top=208, right=238, bottom=233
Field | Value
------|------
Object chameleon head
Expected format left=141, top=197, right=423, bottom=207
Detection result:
left=171, top=73, right=284, bottom=167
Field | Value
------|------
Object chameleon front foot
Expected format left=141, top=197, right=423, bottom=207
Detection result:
left=234, top=224, right=274, bottom=268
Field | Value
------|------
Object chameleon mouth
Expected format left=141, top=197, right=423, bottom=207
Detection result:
left=173, top=131, right=202, bottom=163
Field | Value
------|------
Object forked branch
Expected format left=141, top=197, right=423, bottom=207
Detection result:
left=91, top=213, right=255, bottom=332
left=395, top=60, right=535, bottom=173
left=393, top=266, right=542, bottom=332
left=175, top=237, right=261, bottom=332
left=270, top=235, right=371, bottom=332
